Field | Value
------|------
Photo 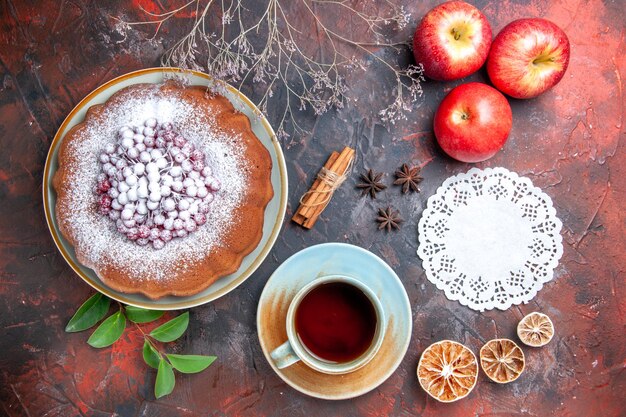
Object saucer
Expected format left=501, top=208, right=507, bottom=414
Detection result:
left=257, top=242, right=412, bottom=400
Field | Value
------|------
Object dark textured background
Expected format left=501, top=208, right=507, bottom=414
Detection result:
left=0, top=0, right=624, bottom=416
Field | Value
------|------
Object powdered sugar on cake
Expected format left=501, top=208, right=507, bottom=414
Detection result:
left=60, top=84, right=249, bottom=282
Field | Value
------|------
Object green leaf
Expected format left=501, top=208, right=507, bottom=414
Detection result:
left=125, top=306, right=164, bottom=324
left=143, top=339, right=161, bottom=369
left=166, top=354, right=216, bottom=374
left=87, top=310, right=126, bottom=348
left=149, top=312, right=189, bottom=342
left=155, top=358, right=175, bottom=398
left=65, top=293, right=110, bottom=332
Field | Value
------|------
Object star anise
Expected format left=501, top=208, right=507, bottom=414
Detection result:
left=394, top=163, right=422, bottom=194
left=356, top=169, right=387, bottom=199
left=376, top=206, right=403, bottom=232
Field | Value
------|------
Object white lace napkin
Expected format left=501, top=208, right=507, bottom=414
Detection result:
left=417, top=167, right=563, bottom=312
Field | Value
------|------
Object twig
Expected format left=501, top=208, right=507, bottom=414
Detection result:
left=114, top=0, right=424, bottom=143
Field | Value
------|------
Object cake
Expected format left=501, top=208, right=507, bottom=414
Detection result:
left=53, top=81, right=273, bottom=299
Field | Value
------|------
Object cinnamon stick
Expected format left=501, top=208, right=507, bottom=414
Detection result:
left=300, top=147, right=353, bottom=218
left=293, top=152, right=339, bottom=217
left=292, top=147, right=355, bottom=229
left=291, top=151, right=339, bottom=227
left=301, top=148, right=353, bottom=227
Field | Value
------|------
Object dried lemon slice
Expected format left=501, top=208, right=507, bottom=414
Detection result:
left=417, top=340, right=478, bottom=402
left=480, top=338, right=525, bottom=383
left=517, top=312, right=554, bottom=347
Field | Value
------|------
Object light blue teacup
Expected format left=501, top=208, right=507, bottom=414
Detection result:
left=270, top=275, right=386, bottom=375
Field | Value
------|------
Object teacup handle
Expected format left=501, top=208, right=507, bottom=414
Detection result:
left=270, top=340, right=300, bottom=369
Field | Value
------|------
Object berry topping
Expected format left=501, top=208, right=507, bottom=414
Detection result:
left=100, top=194, right=112, bottom=208
left=95, top=119, right=219, bottom=249
left=96, top=178, right=111, bottom=194
left=136, top=225, right=150, bottom=239
left=160, top=229, right=172, bottom=241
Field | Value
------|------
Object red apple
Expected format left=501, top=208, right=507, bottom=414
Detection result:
left=413, top=1, right=492, bottom=81
left=434, top=82, right=512, bottom=163
left=487, top=18, right=570, bottom=99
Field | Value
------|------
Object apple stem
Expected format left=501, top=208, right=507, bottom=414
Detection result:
left=533, top=55, right=556, bottom=65
left=451, top=28, right=461, bottom=41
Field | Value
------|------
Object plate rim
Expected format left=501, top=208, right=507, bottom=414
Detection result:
left=256, top=242, right=413, bottom=400
left=43, top=67, right=288, bottom=310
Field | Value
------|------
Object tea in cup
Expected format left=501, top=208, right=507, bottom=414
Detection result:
left=270, top=275, right=386, bottom=374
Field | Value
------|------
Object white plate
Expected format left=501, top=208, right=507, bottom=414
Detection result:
left=43, top=68, right=288, bottom=310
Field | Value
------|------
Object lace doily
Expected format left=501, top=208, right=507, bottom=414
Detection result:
left=417, top=167, right=563, bottom=311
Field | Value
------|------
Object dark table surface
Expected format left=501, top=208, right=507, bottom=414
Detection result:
left=1, top=0, right=624, bottom=416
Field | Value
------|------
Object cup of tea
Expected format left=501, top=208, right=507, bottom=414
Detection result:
left=270, top=275, right=386, bottom=374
